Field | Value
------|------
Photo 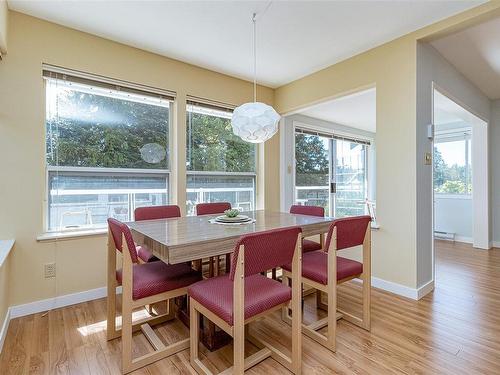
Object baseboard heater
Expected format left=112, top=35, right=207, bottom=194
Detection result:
left=434, top=231, right=455, bottom=241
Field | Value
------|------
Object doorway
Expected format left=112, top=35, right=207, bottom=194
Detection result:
left=280, top=87, right=376, bottom=218
left=432, top=88, right=489, bottom=249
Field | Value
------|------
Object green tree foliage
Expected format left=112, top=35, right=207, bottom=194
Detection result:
left=186, top=111, right=255, bottom=172
left=46, top=88, right=169, bottom=169
left=295, top=134, right=329, bottom=185
left=433, top=145, right=471, bottom=194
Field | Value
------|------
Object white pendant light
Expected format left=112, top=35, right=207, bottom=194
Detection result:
left=232, top=12, right=280, bottom=143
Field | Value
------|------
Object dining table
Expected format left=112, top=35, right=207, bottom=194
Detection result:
left=127, top=209, right=335, bottom=350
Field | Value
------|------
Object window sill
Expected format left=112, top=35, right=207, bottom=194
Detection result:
left=37, top=228, right=107, bottom=242
left=0, top=239, right=15, bottom=267
left=435, top=194, right=472, bottom=200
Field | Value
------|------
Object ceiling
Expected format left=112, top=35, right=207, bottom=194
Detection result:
left=431, top=16, right=500, bottom=100
left=299, top=88, right=376, bottom=132
left=8, top=0, right=485, bottom=88
left=434, top=90, right=486, bottom=127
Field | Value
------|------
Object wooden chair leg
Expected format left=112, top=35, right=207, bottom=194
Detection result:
left=209, top=257, right=215, bottom=277
left=327, top=283, right=337, bottom=352
left=121, top=284, right=133, bottom=372
left=106, top=281, right=117, bottom=340
left=107, top=231, right=118, bottom=341
left=225, top=254, right=231, bottom=274
left=190, top=301, right=200, bottom=368
left=362, top=272, right=371, bottom=330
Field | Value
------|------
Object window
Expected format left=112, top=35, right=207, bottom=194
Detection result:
left=294, top=128, right=369, bottom=217
left=186, top=100, right=256, bottom=215
left=434, top=130, right=472, bottom=195
left=44, top=68, right=173, bottom=231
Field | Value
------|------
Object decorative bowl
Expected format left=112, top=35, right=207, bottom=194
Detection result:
left=224, top=208, right=240, bottom=218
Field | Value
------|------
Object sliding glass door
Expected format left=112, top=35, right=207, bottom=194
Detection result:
left=294, top=132, right=331, bottom=215
left=295, top=129, right=368, bottom=218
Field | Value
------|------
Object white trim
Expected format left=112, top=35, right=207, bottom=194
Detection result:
left=0, top=307, right=11, bottom=354
left=37, top=228, right=107, bottom=242
left=42, top=63, right=177, bottom=99
left=455, top=236, right=473, bottom=244
left=0, top=240, right=15, bottom=267
left=372, top=277, right=435, bottom=300
left=370, top=277, right=420, bottom=300
left=47, top=166, right=170, bottom=174
left=10, top=287, right=110, bottom=319
left=186, top=170, right=256, bottom=176
left=417, top=280, right=435, bottom=299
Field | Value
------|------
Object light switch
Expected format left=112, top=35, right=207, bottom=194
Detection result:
left=424, top=152, right=432, bottom=165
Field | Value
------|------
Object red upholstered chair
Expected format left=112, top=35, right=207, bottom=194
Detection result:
left=195, top=202, right=232, bottom=276
left=195, top=201, right=232, bottom=215
left=282, top=215, right=372, bottom=352
left=188, top=227, right=303, bottom=374
left=106, top=218, right=202, bottom=374
left=290, top=205, right=325, bottom=253
left=134, top=205, right=182, bottom=263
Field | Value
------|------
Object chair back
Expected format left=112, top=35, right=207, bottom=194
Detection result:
left=135, top=205, right=181, bottom=221
left=324, top=215, right=371, bottom=251
left=290, top=204, right=324, bottom=217
left=108, top=218, right=139, bottom=263
left=229, top=227, right=302, bottom=281
left=196, top=202, right=231, bottom=216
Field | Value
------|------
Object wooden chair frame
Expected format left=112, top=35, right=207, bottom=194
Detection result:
left=190, top=233, right=303, bottom=375
left=282, top=223, right=371, bottom=352
left=107, top=230, right=190, bottom=374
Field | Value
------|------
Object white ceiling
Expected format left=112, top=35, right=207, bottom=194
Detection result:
left=431, top=16, right=500, bottom=100
left=299, top=88, right=376, bottom=132
left=8, top=0, right=485, bottom=88
left=434, top=90, right=486, bottom=127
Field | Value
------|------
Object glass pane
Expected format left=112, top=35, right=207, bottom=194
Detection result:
left=186, top=174, right=255, bottom=216
left=186, top=105, right=256, bottom=172
left=48, top=172, right=168, bottom=231
left=434, top=138, right=471, bottom=194
left=46, top=81, right=169, bottom=169
left=335, top=140, right=366, bottom=217
left=294, top=133, right=330, bottom=216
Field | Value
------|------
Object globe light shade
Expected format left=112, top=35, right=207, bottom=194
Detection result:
left=231, top=102, right=281, bottom=143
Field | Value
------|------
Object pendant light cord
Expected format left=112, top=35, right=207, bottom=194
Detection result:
left=253, top=12, right=257, bottom=103
left=252, top=1, right=272, bottom=103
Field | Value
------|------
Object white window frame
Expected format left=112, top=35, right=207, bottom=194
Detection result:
left=434, top=128, right=472, bottom=197
left=42, top=67, right=173, bottom=234
left=185, top=100, right=257, bottom=214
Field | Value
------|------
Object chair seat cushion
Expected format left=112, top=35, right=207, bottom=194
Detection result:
left=302, top=238, right=322, bottom=253
left=136, top=244, right=158, bottom=263
left=188, top=274, right=291, bottom=326
left=282, top=250, right=363, bottom=285
left=116, top=261, right=202, bottom=300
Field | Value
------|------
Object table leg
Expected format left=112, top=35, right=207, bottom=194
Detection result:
left=175, top=257, right=233, bottom=351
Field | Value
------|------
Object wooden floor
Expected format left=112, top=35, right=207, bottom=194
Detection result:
left=1, top=240, right=500, bottom=374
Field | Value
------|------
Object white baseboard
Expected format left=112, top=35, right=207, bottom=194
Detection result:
left=455, top=236, right=473, bottom=244
left=371, top=277, right=420, bottom=300
left=491, top=241, right=500, bottom=248
left=9, top=286, right=111, bottom=319
left=0, top=307, right=11, bottom=354
left=417, top=280, right=435, bottom=299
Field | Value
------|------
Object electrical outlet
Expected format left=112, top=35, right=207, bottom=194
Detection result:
left=44, top=263, right=56, bottom=278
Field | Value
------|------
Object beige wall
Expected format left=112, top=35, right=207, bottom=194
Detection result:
left=2, top=2, right=500, bottom=309
left=277, top=38, right=419, bottom=288
left=275, top=2, right=500, bottom=290
left=0, top=11, right=277, bottom=306
left=0, top=0, right=7, bottom=54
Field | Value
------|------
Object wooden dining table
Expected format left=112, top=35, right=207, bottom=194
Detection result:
left=127, top=209, right=334, bottom=350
